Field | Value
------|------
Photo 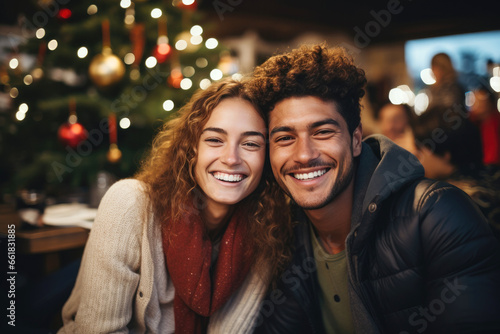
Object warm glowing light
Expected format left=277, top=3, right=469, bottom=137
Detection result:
left=87, top=5, right=98, bottom=15
left=32, top=68, right=43, bottom=79
left=190, top=25, right=203, bottom=36
left=200, top=78, right=211, bottom=90
left=420, top=68, right=436, bottom=85
left=48, top=39, right=58, bottom=51
left=388, top=88, right=405, bottom=105
left=16, top=111, right=26, bottom=121
left=9, top=58, right=19, bottom=69
left=180, top=78, right=193, bottom=90
left=145, top=56, right=157, bottom=68
left=120, top=0, right=131, bottom=8
left=19, top=103, right=28, bottom=112
left=163, top=100, right=174, bottom=111
left=119, top=117, right=131, bottom=129
left=151, top=8, right=162, bottom=18
left=10, top=87, right=19, bottom=98
left=398, top=85, right=415, bottom=106
left=190, top=35, right=202, bottom=45
left=175, top=40, right=187, bottom=51
left=183, top=66, right=195, bottom=77
left=414, top=92, right=429, bottom=115
left=23, top=75, right=33, bottom=85
left=183, top=0, right=195, bottom=5
left=36, top=28, right=45, bottom=39
left=77, top=47, right=88, bottom=58
left=124, top=53, right=135, bottom=65
left=210, top=69, right=223, bottom=81
left=124, top=15, right=135, bottom=25
left=196, top=58, right=208, bottom=68
left=490, top=76, right=500, bottom=93
left=205, top=38, right=218, bottom=49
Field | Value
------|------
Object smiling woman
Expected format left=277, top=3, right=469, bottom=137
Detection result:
left=58, top=79, right=292, bottom=334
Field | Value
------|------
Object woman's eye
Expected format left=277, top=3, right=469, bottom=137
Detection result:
left=205, top=138, right=222, bottom=144
left=243, top=141, right=261, bottom=148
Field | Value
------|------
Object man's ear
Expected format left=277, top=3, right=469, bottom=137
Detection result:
left=352, top=124, right=363, bottom=157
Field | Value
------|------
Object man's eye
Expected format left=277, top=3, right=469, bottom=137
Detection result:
left=275, top=135, right=294, bottom=142
left=316, top=129, right=334, bottom=135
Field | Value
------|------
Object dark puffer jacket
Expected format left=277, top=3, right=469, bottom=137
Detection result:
left=254, top=135, right=500, bottom=334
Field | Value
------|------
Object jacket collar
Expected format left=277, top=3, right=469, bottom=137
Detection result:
left=349, top=135, right=425, bottom=254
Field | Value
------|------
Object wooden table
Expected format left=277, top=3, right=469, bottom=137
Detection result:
left=1, top=205, right=90, bottom=273
left=16, top=225, right=89, bottom=254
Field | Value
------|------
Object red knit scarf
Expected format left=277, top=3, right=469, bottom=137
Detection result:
left=162, top=210, right=253, bottom=334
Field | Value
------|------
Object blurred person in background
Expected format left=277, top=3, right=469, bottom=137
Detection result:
left=428, top=52, right=466, bottom=111
left=376, top=102, right=418, bottom=155
left=470, top=85, right=500, bottom=166
left=413, top=105, right=500, bottom=239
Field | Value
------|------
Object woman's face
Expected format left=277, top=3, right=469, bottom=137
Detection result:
left=194, top=97, right=266, bottom=213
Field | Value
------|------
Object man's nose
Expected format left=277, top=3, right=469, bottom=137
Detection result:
left=293, top=137, right=319, bottom=165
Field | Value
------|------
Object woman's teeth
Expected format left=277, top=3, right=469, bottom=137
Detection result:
left=213, top=172, right=244, bottom=182
left=293, top=169, right=327, bottom=180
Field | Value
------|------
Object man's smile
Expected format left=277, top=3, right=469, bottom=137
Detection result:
left=290, top=168, right=330, bottom=181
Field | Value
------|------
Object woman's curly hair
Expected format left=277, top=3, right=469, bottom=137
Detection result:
left=249, top=43, right=367, bottom=134
left=135, top=78, right=292, bottom=281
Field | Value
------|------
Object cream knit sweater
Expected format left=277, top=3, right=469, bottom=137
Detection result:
left=59, top=179, right=267, bottom=333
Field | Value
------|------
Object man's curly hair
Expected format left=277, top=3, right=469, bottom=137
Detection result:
left=249, top=44, right=367, bottom=135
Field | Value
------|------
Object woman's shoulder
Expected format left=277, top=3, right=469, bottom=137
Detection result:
left=101, top=178, right=148, bottom=207
left=92, top=178, right=151, bottom=235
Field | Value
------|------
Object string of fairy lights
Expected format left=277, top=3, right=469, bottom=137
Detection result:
left=388, top=65, right=500, bottom=115
left=8, top=0, right=240, bottom=131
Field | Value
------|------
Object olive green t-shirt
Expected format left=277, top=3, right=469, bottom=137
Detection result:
left=311, top=224, right=355, bottom=334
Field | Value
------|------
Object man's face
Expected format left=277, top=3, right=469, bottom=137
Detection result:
left=269, top=96, right=362, bottom=210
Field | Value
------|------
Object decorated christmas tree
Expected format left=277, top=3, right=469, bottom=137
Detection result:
left=1, top=0, right=232, bottom=201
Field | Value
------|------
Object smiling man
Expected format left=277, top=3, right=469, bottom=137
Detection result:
left=250, top=44, right=500, bottom=334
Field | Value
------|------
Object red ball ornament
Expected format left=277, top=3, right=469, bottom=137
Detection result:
left=58, top=122, right=88, bottom=148
left=153, top=43, right=172, bottom=64
left=57, top=8, right=72, bottom=20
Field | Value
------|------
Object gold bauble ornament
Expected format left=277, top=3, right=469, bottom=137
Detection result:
left=89, top=47, right=126, bottom=89
left=107, top=143, right=122, bottom=163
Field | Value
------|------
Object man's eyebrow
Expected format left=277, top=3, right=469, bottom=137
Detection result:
left=270, top=119, right=341, bottom=137
left=270, top=126, right=295, bottom=137
left=309, top=119, right=341, bottom=129
left=202, top=127, right=265, bottom=140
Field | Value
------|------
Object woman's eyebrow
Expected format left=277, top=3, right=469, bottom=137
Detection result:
left=201, top=127, right=226, bottom=134
left=202, top=127, right=265, bottom=140
left=242, top=131, right=266, bottom=140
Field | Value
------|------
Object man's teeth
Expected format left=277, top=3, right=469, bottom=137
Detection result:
left=213, top=172, right=243, bottom=182
left=293, top=169, right=327, bottom=180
